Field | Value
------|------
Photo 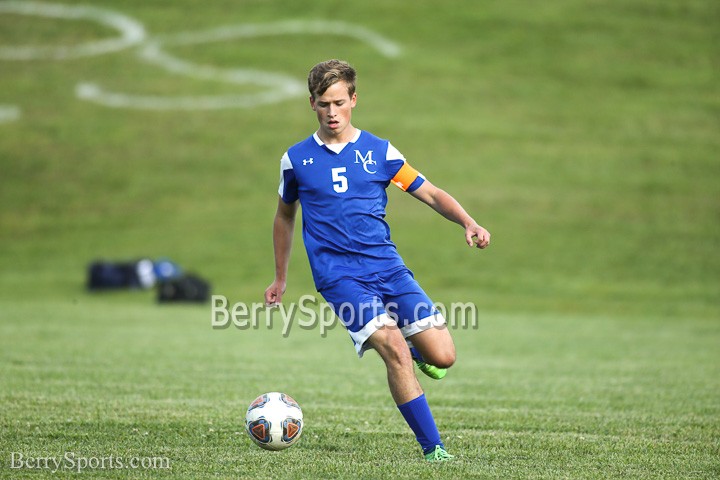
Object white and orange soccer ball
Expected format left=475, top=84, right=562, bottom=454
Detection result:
left=245, top=392, right=303, bottom=451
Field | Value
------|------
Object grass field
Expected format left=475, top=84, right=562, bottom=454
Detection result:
left=1, top=0, right=719, bottom=478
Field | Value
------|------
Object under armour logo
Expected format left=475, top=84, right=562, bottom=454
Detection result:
left=303, top=158, right=314, bottom=165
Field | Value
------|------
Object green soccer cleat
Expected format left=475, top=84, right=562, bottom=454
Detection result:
left=424, top=445, right=455, bottom=462
left=414, top=360, right=447, bottom=380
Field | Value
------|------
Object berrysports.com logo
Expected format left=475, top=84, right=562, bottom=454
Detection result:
left=9, top=452, right=171, bottom=474
left=211, top=294, right=479, bottom=336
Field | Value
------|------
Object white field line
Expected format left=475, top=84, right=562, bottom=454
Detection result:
left=0, top=1, right=146, bottom=60
left=74, top=82, right=303, bottom=111
left=138, top=42, right=302, bottom=89
left=0, top=105, right=20, bottom=123
left=0, top=2, right=401, bottom=110
left=157, top=19, right=402, bottom=58
left=83, top=18, right=401, bottom=111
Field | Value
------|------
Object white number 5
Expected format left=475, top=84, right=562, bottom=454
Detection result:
left=332, top=167, right=348, bottom=193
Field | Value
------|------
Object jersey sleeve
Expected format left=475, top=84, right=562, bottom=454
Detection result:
left=278, top=152, right=299, bottom=203
left=385, top=142, right=425, bottom=192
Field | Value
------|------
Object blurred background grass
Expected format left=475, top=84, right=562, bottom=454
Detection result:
left=0, top=1, right=718, bottom=477
left=1, top=0, right=717, bottom=319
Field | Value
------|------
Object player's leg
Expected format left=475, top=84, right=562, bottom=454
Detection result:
left=366, top=325, right=422, bottom=404
left=320, top=274, right=453, bottom=461
left=383, top=267, right=455, bottom=378
left=366, top=325, right=452, bottom=461
left=407, top=325, right=456, bottom=369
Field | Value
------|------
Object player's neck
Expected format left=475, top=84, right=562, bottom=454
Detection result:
left=316, top=125, right=358, bottom=145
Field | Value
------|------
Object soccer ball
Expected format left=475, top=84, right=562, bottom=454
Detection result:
left=245, top=392, right=303, bottom=451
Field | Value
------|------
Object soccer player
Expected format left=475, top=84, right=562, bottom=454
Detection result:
left=265, top=59, right=490, bottom=462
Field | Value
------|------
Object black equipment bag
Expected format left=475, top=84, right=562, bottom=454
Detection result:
left=87, top=260, right=142, bottom=290
left=157, top=274, right=210, bottom=303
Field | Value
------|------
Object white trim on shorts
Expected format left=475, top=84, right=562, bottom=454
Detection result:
left=353, top=311, right=447, bottom=358
left=352, top=313, right=396, bottom=358
left=400, top=312, right=446, bottom=338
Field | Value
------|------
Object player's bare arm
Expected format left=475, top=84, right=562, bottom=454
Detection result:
left=409, top=180, right=491, bottom=249
left=264, top=197, right=299, bottom=305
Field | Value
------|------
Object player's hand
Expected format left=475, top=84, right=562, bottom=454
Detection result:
left=465, top=223, right=491, bottom=249
left=264, top=280, right=286, bottom=306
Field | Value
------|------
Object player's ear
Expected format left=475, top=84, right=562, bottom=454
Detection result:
left=309, top=95, right=317, bottom=111
left=350, top=92, right=357, bottom=108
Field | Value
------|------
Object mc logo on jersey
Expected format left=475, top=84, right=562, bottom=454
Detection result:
left=354, top=150, right=377, bottom=174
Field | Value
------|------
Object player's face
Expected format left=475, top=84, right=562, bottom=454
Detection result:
left=310, top=81, right=357, bottom=143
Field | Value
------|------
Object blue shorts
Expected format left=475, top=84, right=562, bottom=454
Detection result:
left=319, top=266, right=446, bottom=357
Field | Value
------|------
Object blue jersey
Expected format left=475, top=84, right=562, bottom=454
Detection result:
left=278, top=130, right=425, bottom=290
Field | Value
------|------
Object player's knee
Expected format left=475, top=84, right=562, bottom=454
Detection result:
left=390, top=349, right=413, bottom=370
left=426, top=349, right=456, bottom=369
left=373, top=329, right=413, bottom=369
left=436, top=352, right=456, bottom=369
left=386, top=340, right=413, bottom=368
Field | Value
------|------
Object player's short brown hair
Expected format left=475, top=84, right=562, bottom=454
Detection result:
left=307, top=59, right=356, bottom=99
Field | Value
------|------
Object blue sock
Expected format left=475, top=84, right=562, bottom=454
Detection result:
left=409, top=346, right=424, bottom=362
left=397, top=393, right=444, bottom=454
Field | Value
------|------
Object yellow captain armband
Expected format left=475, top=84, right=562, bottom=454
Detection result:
left=391, top=162, right=421, bottom=191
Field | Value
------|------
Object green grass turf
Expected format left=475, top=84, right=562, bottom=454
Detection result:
left=1, top=301, right=718, bottom=478
left=1, top=0, right=719, bottom=478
